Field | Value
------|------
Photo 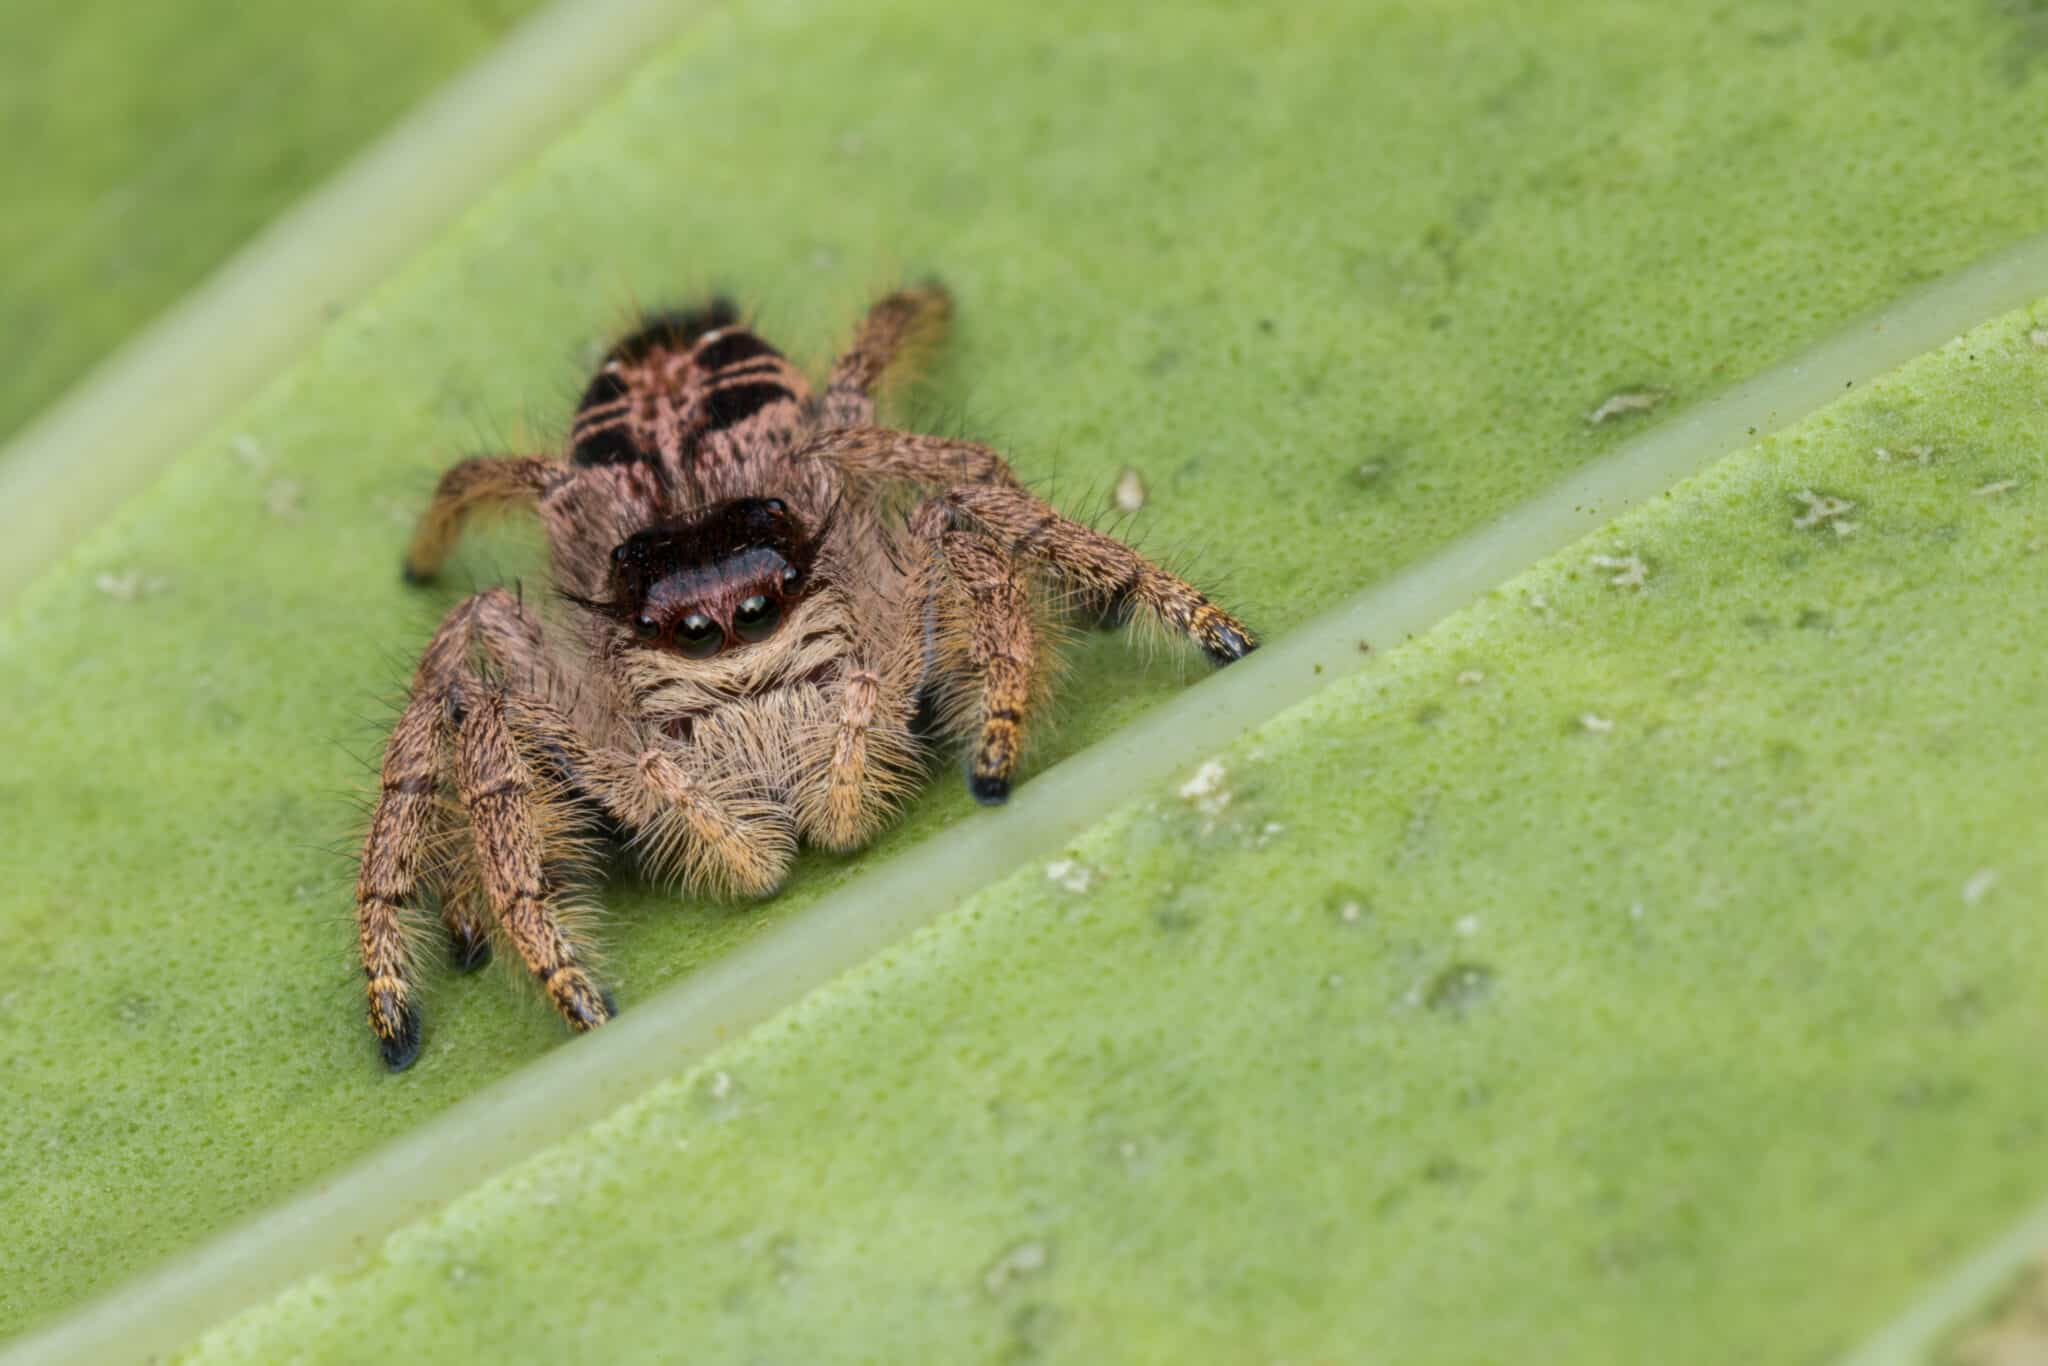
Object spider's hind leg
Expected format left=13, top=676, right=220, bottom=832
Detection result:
left=822, top=283, right=953, bottom=428
left=402, top=456, right=560, bottom=586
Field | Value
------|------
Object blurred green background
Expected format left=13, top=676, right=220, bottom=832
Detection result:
left=0, top=0, right=544, bottom=447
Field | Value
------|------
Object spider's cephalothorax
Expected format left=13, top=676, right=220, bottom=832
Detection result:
left=357, top=285, right=1257, bottom=1069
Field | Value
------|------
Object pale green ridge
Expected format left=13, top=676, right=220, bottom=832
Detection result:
left=0, top=0, right=547, bottom=447
left=1850, top=1195, right=2048, bottom=1365
left=6, top=0, right=2048, bottom=1343
left=188, top=303, right=2048, bottom=1366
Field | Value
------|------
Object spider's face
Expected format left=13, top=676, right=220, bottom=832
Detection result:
left=582, top=497, right=826, bottom=658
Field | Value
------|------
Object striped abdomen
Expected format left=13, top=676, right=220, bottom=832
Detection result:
left=570, top=301, right=812, bottom=498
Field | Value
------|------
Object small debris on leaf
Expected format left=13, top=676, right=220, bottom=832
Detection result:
left=1586, top=388, right=1668, bottom=426
left=1113, top=466, right=1148, bottom=512
left=1588, top=551, right=1649, bottom=590
left=1792, top=489, right=1856, bottom=535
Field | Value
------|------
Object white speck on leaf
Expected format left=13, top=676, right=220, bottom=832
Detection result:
left=1973, top=479, right=2019, bottom=498
left=2029, top=326, right=2048, bottom=349
left=1587, top=389, right=1667, bottom=425
left=95, top=570, right=169, bottom=601
left=983, top=1241, right=1049, bottom=1296
left=1588, top=551, right=1649, bottom=589
left=1113, top=466, right=1148, bottom=512
left=1456, top=670, right=1485, bottom=686
left=708, top=1070, right=733, bottom=1101
left=1338, top=900, right=1363, bottom=923
left=1963, top=869, right=1998, bottom=906
left=1580, top=713, right=1615, bottom=734
left=1792, top=489, right=1856, bottom=535
left=1044, top=859, right=1095, bottom=894
left=1178, top=759, right=1232, bottom=818
left=1455, top=914, right=1480, bottom=937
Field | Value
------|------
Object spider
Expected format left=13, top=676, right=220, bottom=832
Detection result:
left=356, top=284, right=1257, bottom=1069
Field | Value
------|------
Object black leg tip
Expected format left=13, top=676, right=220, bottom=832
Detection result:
left=379, top=1010, right=423, bottom=1072
left=1204, top=624, right=1258, bottom=666
left=600, top=990, right=620, bottom=1019
left=450, top=926, right=492, bottom=973
left=400, top=559, right=435, bottom=587
left=969, top=773, right=1011, bottom=806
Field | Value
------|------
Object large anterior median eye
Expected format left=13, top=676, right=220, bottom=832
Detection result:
left=733, top=594, right=780, bottom=643
left=674, top=611, right=722, bottom=658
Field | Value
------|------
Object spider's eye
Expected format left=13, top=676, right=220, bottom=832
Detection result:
left=733, top=594, right=780, bottom=643
left=632, top=613, right=660, bottom=640
left=780, top=565, right=803, bottom=590
left=674, top=612, right=722, bottom=657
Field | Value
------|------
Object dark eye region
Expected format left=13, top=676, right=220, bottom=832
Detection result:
left=675, top=612, right=723, bottom=658
left=733, top=595, right=780, bottom=642
left=632, top=591, right=792, bottom=656
left=584, top=497, right=821, bottom=655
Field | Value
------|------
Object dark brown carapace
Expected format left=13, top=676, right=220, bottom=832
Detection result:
left=356, top=285, right=1256, bottom=1069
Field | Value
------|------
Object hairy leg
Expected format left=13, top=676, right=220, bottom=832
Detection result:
left=804, top=616, right=930, bottom=849
left=402, top=456, right=563, bottom=585
left=937, top=483, right=1256, bottom=664
left=933, top=527, right=1040, bottom=804
left=504, top=696, right=798, bottom=898
left=356, top=588, right=595, bottom=1066
left=356, top=693, right=440, bottom=1069
left=804, top=426, right=1023, bottom=491
left=451, top=686, right=610, bottom=1033
left=822, top=283, right=953, bottom=428
left=355, top=598, right=489, bottom=1068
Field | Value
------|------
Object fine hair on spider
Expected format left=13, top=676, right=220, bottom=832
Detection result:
left=352, top=281, right=1258, bottom=1069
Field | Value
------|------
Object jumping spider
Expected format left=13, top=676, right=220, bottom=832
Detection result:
left=357, top=284, right=1256, bottom=1069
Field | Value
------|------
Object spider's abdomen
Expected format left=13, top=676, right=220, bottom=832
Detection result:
left=570, top=301, right=813, bottom=501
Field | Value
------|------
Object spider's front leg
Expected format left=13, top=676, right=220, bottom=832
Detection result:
left=451, top=685, right=613, bottom=1032
left=506, top=699, right=797, bottom=899
left=356, top=590, right=609, bottom=1069
left=805, top=428, right=1254, bottom=661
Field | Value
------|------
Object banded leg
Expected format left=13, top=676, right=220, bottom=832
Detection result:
left=804, top=426, right=1022, bottom=490
left=356, top=694, right=441, bottom=1070
left=811, top=667, right=890, bottom=847
left=357, top=589, right=575, bottom=1067
left=435, top=587, right=556, bottom=969
left=356, top=598, right=490, bottom=1068
left=403, top=456, right=561, bottom=584
left=452, top=687, right=610, bottom=1033
left=822, top=284, right=953, bottom=427
left=939, top=483, right=1256, bottom=664
left=934, top=528, right=1040, bottom=804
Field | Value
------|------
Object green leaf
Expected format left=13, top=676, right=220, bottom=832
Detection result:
left=5, top=0, right=2048, bottom=1353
